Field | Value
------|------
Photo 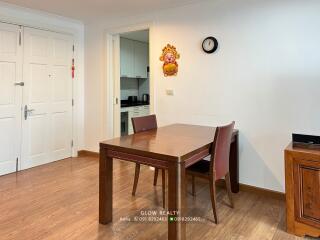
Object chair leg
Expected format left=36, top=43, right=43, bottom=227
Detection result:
left=209, top=173, right=218, bottom=224
left=132, top=163, right=140, bottom=196
left=225, top=172, right=234, bottom=208
left=162, top=169, right=166, bottom=208
left=191, top=175, right=196, bottom=196
left=153, top=168, right=159, bottom=186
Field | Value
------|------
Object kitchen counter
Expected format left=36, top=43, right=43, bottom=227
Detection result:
left=121, top=101, right=149, bottom=108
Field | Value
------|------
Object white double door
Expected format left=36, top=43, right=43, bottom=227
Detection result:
left=0, top=22, right=73, bottom=176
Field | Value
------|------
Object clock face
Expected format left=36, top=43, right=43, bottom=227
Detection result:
left=202, top=37, right=218, bottom=53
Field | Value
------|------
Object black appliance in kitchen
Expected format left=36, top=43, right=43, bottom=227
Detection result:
left=142, top=94, right=149, bottom=104
left=127, top=95, right=138, bottom=104
left=121, top=95, right=149, bottom=107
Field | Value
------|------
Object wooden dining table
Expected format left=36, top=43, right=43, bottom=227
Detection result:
left=99, top=123, right=239, bottom=240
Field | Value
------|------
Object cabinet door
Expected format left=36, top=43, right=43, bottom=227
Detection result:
left=142, top=106, right=150, bottom=116
left=120, top=38, right=134, bottom=78
left=128, top=114, right=133, bottom=134
left=137, top=106, right=149, bottom=117
left=134, top=41, right=148, bottom=79
left=128, top=108, right=134, bottom=134
left=293, top=158, right=320, bottom=228
left=132, top=106, right=141, bottom=117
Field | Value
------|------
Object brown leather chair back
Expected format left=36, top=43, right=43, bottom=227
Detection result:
left=131, top=114, right=157, bottom=133
left=210, top=121, right=235, bottom=180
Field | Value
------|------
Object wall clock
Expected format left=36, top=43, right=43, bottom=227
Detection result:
left=202, top=37, right=218, bottom=54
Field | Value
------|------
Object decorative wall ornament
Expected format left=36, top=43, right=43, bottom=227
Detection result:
left=160, top=44, right=180, bottom=77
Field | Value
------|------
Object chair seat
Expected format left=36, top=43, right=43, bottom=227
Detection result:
left=187, top=159, right=210, bottom=174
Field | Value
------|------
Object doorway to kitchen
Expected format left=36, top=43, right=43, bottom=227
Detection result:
left=106, top=27, right=152, bottom=138
left=119, top=30, right=150, bottom=136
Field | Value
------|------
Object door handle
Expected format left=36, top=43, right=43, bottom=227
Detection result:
left=24, top=105, right=35, bottom=120
left=14, top=82, right=24, bottom=86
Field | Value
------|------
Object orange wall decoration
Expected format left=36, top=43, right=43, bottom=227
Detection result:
left=160, top=44, right=180, bottom=77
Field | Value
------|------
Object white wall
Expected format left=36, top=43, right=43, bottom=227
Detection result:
left=0, top=1, right=85, bottom=154
left=84, top=23, right=108, bottom=151
left=84, top=0, right=320, bottom=192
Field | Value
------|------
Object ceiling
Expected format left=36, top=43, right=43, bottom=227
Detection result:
left=121, top=30, right=149, bottom=43
left=2, top=0, right=203, bottom=22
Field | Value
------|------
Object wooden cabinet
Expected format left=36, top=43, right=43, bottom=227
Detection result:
left=120, top=38, right=148, bottom=79
left=285, top=143, right=320, bottom=237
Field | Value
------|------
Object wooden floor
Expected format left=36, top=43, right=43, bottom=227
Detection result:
left=0, top=156, right=307, bottom=240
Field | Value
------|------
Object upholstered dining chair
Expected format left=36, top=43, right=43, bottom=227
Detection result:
left=131, top=114, right=166, bottom=208
left=186, top=121, right=235, bottom=224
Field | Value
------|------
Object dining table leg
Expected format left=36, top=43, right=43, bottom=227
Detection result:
left=99, top=147, right=113, bottom=224
left=168, top=162, right=186, bottom=240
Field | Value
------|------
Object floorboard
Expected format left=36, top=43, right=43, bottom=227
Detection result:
left=0, top=157, right=309, bottom=240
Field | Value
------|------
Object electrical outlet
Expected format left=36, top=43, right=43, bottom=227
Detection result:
left=166, top=89, right=174, bottom=96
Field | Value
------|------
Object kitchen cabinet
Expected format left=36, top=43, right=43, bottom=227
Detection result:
left=121, top=105, right=150, bottom=135
left=120, top=38, right=134, bottom=78
left=134, top=41, right=148, bottom=78
left=120, top=38, right=148, bottom=79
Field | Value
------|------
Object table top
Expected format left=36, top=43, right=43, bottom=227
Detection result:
left=101, top=124, right=238, bottom=162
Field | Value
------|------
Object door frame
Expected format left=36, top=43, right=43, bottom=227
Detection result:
left=0, top=17, right=83, bottom=158
left=104, top=22, right=155, bottom=139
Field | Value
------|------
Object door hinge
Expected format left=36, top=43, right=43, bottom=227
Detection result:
left=72, top=45, right=75, bottom=52
left=71, top=140, right=74, bottom=148
left=19, top=31, right=22, bottom=46
left=72, top=99, right=74, bottom=106
left=16, top=158, right=19, bottom=172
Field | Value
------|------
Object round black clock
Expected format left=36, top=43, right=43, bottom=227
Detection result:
left=202, top=37, right=218, bottom=54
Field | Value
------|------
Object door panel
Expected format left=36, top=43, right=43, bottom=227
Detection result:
left=30, top=64, right=50, bottom=103
left=0, top=23, right=22, bottom=176
left=29, top=34, right=50, bottom=62
left=53, top=37, right=70, bottom=65
left=21, top=28, right=73, bottom=170
left=21, top=28, right=51, bottom=169
left=301, top=167, right=320, bottom=221
left=28, top=114, right=48, bottom=161
left=51, top=33, right=73, bottom=161
left=0, top=63, right=16, bottom=105
left=53, top=66, right=69, bottom=101
left=0, top=118, right=16, bottom=173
